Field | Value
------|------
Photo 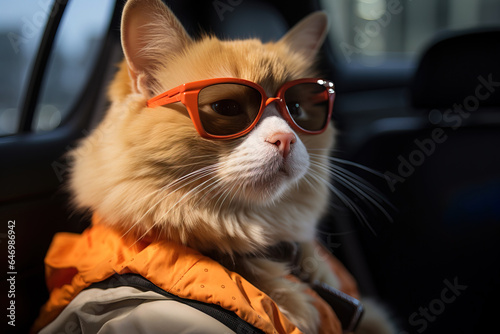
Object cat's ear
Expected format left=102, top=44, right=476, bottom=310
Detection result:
left=121, top=0, right=192, bottom=96
left=279, top=11, right=329, bottom=61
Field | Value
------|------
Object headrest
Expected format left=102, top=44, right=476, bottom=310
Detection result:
left=411, top=28, right=500, bottom=109
left=209, top=0, right=288, bottom=43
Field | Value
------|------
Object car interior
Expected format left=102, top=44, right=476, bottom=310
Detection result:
left=1, top=0, right=499, bottom=333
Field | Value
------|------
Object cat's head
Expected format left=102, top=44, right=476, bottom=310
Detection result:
left=70, top=0, right=335, bottom=255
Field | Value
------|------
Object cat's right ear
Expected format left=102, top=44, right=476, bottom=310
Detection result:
left=279, top=11, right=329, bottom=62
left=121, top=0, right=192, bottom=96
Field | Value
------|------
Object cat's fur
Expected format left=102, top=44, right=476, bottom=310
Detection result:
left=69, top=0, right=395, bottom=332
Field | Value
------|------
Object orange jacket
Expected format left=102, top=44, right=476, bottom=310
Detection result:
left=33, top=214, right=359, bottom=333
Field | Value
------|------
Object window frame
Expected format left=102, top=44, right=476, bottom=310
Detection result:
left=17, top=0, right=69, bottom=134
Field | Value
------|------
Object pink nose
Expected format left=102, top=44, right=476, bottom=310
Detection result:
left=266, top=132, right=297, bottom=158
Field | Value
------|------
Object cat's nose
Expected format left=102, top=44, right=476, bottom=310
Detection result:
left=266, top=132, right=297, bottom=158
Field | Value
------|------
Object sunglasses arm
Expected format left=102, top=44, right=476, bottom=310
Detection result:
left=147, top=86, right=183, bottom=108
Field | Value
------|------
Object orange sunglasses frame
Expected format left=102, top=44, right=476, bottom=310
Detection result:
left=147, top=77, right=336, bottom=140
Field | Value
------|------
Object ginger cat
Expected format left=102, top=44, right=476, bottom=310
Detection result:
left=68, top=0, right=395, bottom=332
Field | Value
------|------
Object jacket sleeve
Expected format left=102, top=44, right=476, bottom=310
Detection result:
left=39, top=286, right=236, bottom=334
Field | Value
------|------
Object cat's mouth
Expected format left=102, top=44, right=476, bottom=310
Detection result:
left=242, top=156, right=308, bottom=203
left=263, top=154, right=296, bottom=180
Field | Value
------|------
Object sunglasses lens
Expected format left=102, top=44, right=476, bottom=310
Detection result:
left=198, top=83, right=262, bottom=136
left=284, top=83, right=330, bottom=132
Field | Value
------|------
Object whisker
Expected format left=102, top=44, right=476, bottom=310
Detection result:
left=122, top=164, right=221, bottom=240
left=309, top=153, right=395, bottom=225
left=331, top=164, right=396, bottom=210
left=306, top=170, right=377, bottom=235
left=220, top=175, right=244, bottom=210
left=317, top=164, right=393, bottom=223
left=309, top=153, right=386, bottom=179
left=316, top=228, right=355, bottom=237
left=300, top=173, right=317, bottom=191
left=190, top=172, right=231, bottom=208
left=301, top=169, right=346, bottom=211
left=309, top=159, right=394, bottom=221
left=159, top=155, right=223, bottom=170
left=129, top=172, right=223, bottom=247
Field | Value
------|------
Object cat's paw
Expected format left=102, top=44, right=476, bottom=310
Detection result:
left=269, top=280, right=320, bottom=334
left=241, top=257, right=320, bottom=333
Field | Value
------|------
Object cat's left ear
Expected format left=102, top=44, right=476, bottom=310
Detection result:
left=279, top=11, right=329, bottom=61
left=121, top=0, right=192, bottom=96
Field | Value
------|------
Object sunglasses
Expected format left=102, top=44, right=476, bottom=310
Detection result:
left=147, top=78, right=335, bottom=140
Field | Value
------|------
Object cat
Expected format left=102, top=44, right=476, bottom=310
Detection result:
left=67, top=0, right=396, bottom=332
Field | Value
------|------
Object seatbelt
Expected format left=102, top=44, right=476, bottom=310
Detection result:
left=311, top=281, right=364, bottom=332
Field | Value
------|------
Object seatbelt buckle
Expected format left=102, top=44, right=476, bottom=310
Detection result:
left=311, top=280, right=364, bottom=333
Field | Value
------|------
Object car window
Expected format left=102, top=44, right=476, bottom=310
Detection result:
left=0, top=0, right=50, bottom=135
left=322, top=0, right=500, bottom=67
left=33, top=0, right=115, bottom=133
left=0, top=0, right=114, bottom=136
